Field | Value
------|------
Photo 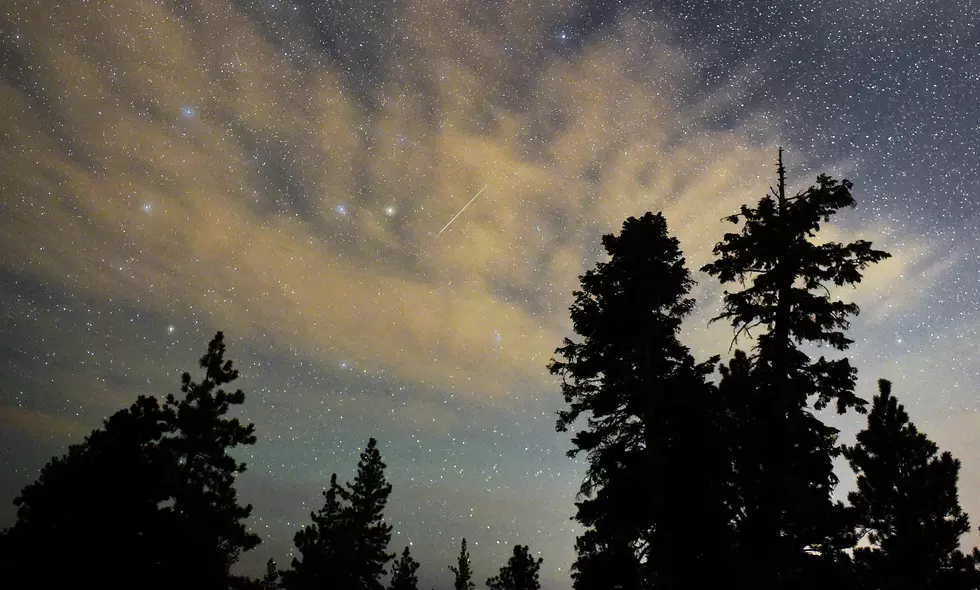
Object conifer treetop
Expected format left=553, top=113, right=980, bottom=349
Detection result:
left=702, top=149, right=890, bottom=413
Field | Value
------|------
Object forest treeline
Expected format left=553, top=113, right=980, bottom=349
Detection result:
left=1, top=150, right=978, bottom=590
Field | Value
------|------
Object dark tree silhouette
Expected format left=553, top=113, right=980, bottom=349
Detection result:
left=845, top=379, right=978, bottom=590
left=262, top=558, right=282, bottom=590
left=0, top=395, right=175, bottom=588
left=340, top=438, right=395, bottom=589
left=284, top=438, right=394, bottom=590
left=450, top=538, right=476, bottom=590
left=0, top=331, right=258, bottom=590
left=162, top=331, right=262, bottom=584
left=283, top=474, right=347, bottom=589
left=549, top=212, right=732, bottom=589
left=702, top=150, right=890, bottom=410
left=703, top=150, right=891, bottom=588
left=389, top=546, right=421, bottom=590
left=486, top=545, right=542, bottom=590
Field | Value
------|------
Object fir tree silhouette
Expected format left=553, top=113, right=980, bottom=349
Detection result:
left=0, top=395, right=176, bottom=588
left=845, top=379, right=978, bottom=590
left=550, top=212, right=732, bottom=589
left=703, top=150, right=890, bottom=589
left=283, top=474, right=347, bottom=589
left=262, top=558, right=282, bottom=589
left=0, top=332, right=259, bottom=590
left=389, top=546, right=421, bottom=590
left=162, top=331, right=261, bottom=584
left=341, top=438, right=395, bottom=589
left=486, top=545, right=542, bottom=590
left=450, top=538, right=476, bottom=590
left=284, top=438, right=394, bottom=590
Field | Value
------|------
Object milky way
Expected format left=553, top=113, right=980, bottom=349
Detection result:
left=1, top=1, right=978, bottom=587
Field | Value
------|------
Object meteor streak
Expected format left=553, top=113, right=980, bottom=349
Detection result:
left=435, top=184, right=488, bottom=237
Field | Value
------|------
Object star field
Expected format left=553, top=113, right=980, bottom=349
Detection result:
left=1, top=1, right=978, bottom=588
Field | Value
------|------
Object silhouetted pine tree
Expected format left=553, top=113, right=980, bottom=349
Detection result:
left=450, top=538, right=476, bottom=590
left=284, top=438, right=394, bottom=590
left=549, top=212, right=733, bottom=589
left=0, top=395, right=176, bottom=588
left=0, top=331, right=259, bottom=590
left=845, top=379, right=978, bottom=590
left=486, top=545, right=542, bottom=590
left=341, top=438, right=395, bottom=589
left=283, top=474, right=347, bottom=589
left=389, top=546, right=421, bottom=590
left=567, top=453, right=648, bottom=590
left=703, top=150, right=890, bottom=589
left=162, top=331, right=261, bottom=585
left=262, top=558, right=282, bottom=590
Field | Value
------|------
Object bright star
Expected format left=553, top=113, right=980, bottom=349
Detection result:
left=167, top=325, right=175, bottom=334
left=335, top=204, right=348, bottom=216
left=384, top=205, right=396, bottom=217
left=181, top=106, right=197, bottom=119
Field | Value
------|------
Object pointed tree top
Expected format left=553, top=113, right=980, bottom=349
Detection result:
left=450, top=537, right=475, bottom=590
left=776, top=147, right=786, bottom=203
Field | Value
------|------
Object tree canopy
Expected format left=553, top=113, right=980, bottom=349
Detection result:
left=846, top=379, right=977, bottom=589
left=389, top=546, right=421, bottom=590
left=450, top=538, right=476, bottom=590
left=701, top=150, right=891, bottom=589
left=486, top=545, right=542, bottom=590
left=550, top=211, right=733, bottom=589
left=283, top=438, right=394, bottom=590
left=0, top=332, right=259, bottom=589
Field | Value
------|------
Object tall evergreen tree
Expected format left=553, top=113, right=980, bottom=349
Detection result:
left=284, top=438, right=394, bottom=590
left=389, top=546, right=421, bottom=590
left=162, top=331, right=262, bottom=584
left=702, top=150, right=890, bottom=588
left=0, top=395, right=176, bottom=588
left=486, top=545, right=542, bottom=590
left=845, top=379, right=977, bottom=590
left=262, top=559, right=282, bottom=590
left=450, top=538, right=476, bottom=590
left=0, top=332, right=259, bottom=590
left=549, top=212, right=732, bottom=589
left=283, top=474, right=348, bottom=590
left=341, top=438, right=395, bottom=589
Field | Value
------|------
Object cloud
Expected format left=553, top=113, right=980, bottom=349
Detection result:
left=0, top=406, right=87, bottom=440
left=1, top=0, right=932, bottom=407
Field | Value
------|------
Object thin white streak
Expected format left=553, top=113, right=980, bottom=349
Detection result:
left=434, top=184, right=488, bottom=237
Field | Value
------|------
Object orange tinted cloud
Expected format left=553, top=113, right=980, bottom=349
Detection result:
left=2, top=0, right=924, bottom=404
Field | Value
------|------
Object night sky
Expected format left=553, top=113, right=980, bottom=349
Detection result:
left=1, top=1, right=979, bottom=587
